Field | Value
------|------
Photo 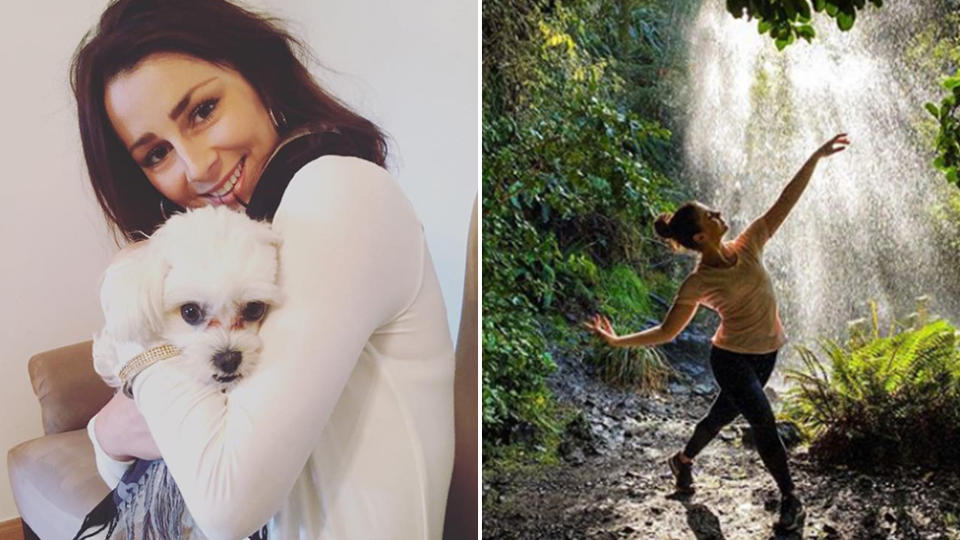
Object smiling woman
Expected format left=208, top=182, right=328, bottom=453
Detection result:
left=72, top=0, right=387, bottom=240
left=62, top=0, right=459, bottom=539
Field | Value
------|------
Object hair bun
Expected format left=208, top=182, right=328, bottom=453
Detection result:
left=653, top=213, right=673, bottom=239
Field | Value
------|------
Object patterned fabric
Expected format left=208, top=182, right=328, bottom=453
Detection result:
left=73, top=458, right=268, bottom=540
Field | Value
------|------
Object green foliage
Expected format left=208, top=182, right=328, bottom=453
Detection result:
left=482, top=292, right=559, bottom=442
left=593, top=345, right=672, bottom=391
left=588, top=263, right=671, bottom=389
left=782, top=303, right=960, bottom=469
left=925, top=71, right=960, bottom=187
left=483, top=0, right=685, bottom=451
left=596, top=264, right=654, bottom=323
left=725, top=0, right=883, bottom=50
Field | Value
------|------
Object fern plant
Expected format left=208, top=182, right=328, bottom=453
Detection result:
left=782, top=302, right=960, bottom=469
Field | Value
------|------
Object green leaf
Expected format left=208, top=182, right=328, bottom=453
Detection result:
left=797, top=24, right=816, bottom=41
left=943, top=76, right=960, bottom=91
left=948, top=167, right=959, bottom=186
left=796, top=0, right=812, bottom=20
left=758, top=20, right=772, bottom=34
left=836, top=10, right=855, bottom=31
left=813, top=0, right=826, bottom=11
left=925, top=102, right=940, bottom=118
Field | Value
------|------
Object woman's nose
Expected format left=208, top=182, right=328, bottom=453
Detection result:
left=178, top=139, right=219, bottom=190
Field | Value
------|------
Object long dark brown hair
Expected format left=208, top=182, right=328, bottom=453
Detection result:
left=72, top=0, right=388, bottom=242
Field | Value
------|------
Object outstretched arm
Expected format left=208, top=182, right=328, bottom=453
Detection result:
left=584, top=301, right=698, bottom=348
left=761, top=133, right=849, bottom=237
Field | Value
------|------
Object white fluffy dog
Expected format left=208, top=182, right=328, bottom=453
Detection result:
left=93, top=206, right=282, bottom=395
left=84, top=206, right=281, bottom=539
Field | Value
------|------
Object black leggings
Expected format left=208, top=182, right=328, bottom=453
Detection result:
left=682, top=346, right=794, bottom=495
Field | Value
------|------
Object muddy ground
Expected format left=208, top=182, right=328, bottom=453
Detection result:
left=482, top=331, right=960, bottom=539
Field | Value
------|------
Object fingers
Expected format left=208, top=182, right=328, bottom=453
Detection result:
left=601, top=315, right=614, bottom=333
left=582, top=314, right=602, bottom=333
left=582, top=313, right=615, bottom=339
left=820, top=133, right=850, bottom=156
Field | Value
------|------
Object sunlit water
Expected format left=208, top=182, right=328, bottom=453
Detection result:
left=682, top=1, right=960, bottom=354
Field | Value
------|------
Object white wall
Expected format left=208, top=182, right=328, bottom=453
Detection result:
left=0, top=0, right=477, bottom=522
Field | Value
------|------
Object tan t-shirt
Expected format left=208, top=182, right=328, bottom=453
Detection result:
left=673, top=217, right=787, bottom=354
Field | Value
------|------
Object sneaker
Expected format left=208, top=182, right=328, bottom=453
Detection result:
left=667, top=452, right=695, bottom=494
left=775, top=494, right=805, bottom=533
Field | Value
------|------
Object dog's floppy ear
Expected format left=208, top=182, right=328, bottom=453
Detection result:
left=99, top=244, right=168, bottom=343
left=92, top=328, right=122, bottom=388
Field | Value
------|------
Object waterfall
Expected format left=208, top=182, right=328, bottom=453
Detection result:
left=681, top=1, right=960, bottom=347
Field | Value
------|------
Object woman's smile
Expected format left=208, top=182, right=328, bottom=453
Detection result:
left=202, top=156, right=245, bottom=205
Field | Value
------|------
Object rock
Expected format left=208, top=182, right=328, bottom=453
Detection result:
left=822, top=523, right=839, bottom=537
left=693, top=382, right=716, bottom=396
left=776, top=421, right=804, bottom=448
left=560, top=442, right=585, bottom=466
left=642, top=446, right=662, bottom=460
left=855, top=475, right=874, bottom=491
left=623, top=417, right=643, bottom=437
left=668, top=382, right=691, bottom=395
left=740, top=421, right=804, bottom=449
left=719, top=427, right=738, bottom=441
left=644, top=401, right=668, bottom=416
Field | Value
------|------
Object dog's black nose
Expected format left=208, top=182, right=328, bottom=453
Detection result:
left=213, top=350, right=242, bottom=373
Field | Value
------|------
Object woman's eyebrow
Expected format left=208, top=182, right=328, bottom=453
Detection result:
left=128, top=77, right=219, bottom=153
left=168, top=77, right=218, bottom=120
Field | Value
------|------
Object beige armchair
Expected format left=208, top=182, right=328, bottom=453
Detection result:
left=8, top=197, right=478, bottom=540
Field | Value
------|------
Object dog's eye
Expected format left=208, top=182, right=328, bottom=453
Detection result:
left=242, top=301, right=267, bottom=322
left=180, top=303, right=204, bottom=325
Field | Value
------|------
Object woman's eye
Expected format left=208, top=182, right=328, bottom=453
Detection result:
left=242, top=301, right=267, bottom=322
left=180, top=303, right=205, bottom=325
left=190, top=98, right=219, bottom=124
left=143, top=145, right=170, bottom=167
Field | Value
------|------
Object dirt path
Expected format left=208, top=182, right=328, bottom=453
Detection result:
left=483, top=338, right=960, bottom=539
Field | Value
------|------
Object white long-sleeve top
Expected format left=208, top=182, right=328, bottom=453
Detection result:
left=88, top=156, right=456, bottom=539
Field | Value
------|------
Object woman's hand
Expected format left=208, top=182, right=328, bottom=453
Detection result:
left=583, top=313, right=621, bottom=347
left=813, top=133, right=850, bottom=159
left=94, top=391, right=161, bottom=461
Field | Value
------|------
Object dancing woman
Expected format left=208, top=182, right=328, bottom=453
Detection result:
left=585, top=133, right=850, bottom=534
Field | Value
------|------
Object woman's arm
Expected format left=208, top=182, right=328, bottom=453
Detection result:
left=92, top=391, right=160, bottom=462
left=129, top=157, right=425, bottom=539
left=585, top=301, right=698, bottom=348
left=761, top=133, right=849, bottom=237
